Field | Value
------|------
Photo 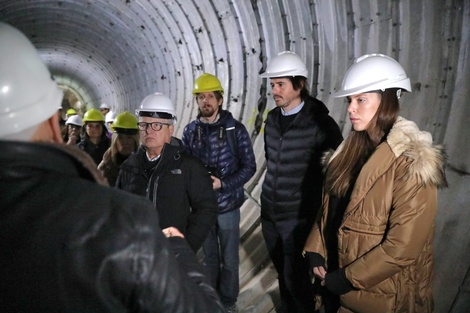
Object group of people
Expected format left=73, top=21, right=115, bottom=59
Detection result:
left=0, top=21, right=447, bottom=313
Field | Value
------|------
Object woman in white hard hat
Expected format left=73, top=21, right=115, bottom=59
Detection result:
left=303, top=54, right=447, bottom=313
left=63, top=114, right=83, bottom=145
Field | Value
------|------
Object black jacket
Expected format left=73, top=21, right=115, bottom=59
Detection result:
left=77, top=136, right=111, bottom=165
left=182, top=110, right=257, bottom=214
left=0, top=141, right=225, bottom=313
left=116, top=143, right=218, bottom=251
left=261, top=96, right=343, bottom=222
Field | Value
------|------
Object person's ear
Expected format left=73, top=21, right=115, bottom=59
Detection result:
left=49, top=113, right=64, bottom=143
left=169, top=124, right=175, bottom=136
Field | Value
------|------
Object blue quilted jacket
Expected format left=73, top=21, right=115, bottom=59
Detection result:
left=182, top=110, right=256, bottom=214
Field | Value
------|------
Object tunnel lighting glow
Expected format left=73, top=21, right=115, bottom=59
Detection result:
left=1, top=85, right=9, bottom=94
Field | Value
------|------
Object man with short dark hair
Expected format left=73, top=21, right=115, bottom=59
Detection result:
left=182, top=73, right=256, bottom=313
left=259, top=51, right=343, bottom=313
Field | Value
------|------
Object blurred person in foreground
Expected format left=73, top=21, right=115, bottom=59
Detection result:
left=303, top=54, right=447, bottom=313
left=0, top=21, right=225, bottom=313
left=98, top=111, right=140, bottom=186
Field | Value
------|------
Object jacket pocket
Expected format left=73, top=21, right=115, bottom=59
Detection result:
left=339, top=221, right=386, bottom=262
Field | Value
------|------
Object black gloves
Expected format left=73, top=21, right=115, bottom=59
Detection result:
left=324, top=268, right=355, bottom=295
left=305, top=252, right=325, bottom=269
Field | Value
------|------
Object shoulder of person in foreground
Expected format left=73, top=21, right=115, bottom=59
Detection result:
left=60, top=147, right=225, bottom=312
left=103, top=191, right=225, bottom=312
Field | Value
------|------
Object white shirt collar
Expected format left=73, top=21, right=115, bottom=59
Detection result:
left=281, top=101, right=304, bottom=116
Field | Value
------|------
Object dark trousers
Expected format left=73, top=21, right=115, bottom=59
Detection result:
left=262, top=217, right=316, bottom=313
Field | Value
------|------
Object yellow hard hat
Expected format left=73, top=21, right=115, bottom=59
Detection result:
left=112, top=111, right=138, bottom=134
left=192, top=73, right=224, bottom=95
left=82, top=108, right=105, bottom=123
left=66, top=108, right=77, bottom=116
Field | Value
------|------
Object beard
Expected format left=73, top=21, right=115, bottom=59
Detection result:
left=199, top=105, right=217, bottom=118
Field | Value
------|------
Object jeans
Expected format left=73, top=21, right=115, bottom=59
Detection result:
left=203, top=209, right=240, bottom=307
left=261, top=217, right=316, bottom=313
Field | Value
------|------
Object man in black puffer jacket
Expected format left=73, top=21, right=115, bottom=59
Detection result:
left=259, top=51, right=343, bottom=313
left=0, top=22, right=225, bottom=313
left=116, top=92, right=218, bottom=253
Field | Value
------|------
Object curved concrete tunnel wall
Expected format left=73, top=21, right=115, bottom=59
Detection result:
left=1, top=1, right=469, bottom=312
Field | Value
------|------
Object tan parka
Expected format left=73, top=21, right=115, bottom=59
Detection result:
left=304, top=117, right=447, bottom=313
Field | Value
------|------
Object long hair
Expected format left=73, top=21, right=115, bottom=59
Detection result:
left=109, top=132, right=140, bottom=165
left=325, top=89, right=400, bottom=197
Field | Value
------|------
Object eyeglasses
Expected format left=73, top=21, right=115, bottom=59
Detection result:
left=137, top=122, right=172, bottom=132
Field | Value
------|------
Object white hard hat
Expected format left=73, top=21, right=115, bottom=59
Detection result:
left=105, top=110, right=117, bottom=123
left=100, top=103, right=111, bottom=109
left=0, top=22, right=63, bottom=138
left=259, top=51, right=308, bottom=78
left=135, top=92, right=177, bottom=123
left=333, top=53, right=412, bottom=98
left=65, top=114, right=83, bottom=127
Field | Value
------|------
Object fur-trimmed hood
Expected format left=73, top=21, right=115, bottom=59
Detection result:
left=326, top=116, right=447, bottom=188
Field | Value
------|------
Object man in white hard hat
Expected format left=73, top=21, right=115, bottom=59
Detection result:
left=116, top=92, right=218, bottom=253
left=0, top=22, right=225, bottom=313
left=259, top=51, right=343, bottom=313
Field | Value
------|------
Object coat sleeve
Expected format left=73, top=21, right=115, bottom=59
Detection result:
left=344, top=157, right=438, bottom=289
left=220, top=122, right=256, bottom=191
left=184, top=157, right=218, bottom=251
left=303, top=195, right=328, bottom=258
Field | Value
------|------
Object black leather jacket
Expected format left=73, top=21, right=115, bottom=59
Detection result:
left=0, top=141, right=225, bottom=313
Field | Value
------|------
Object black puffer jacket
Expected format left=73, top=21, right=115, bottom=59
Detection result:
left=261, top=96, right=343, bottom=222
left=0, top=141, right=225, bottom=313
left=116, top=143, right=218, bottom=251
left=182, top=110, right=257, bottom=214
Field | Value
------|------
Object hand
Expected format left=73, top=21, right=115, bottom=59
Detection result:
left=66, top=136, right=78, bottom=145
left=162, top=227, right=184, bottom=238
left=211, top=176, right=221, bottom=190
left=324, top=268, right=354, bottom=295
left=313, top=266, right=327, bottom=285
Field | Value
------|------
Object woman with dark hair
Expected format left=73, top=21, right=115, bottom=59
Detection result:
left=78, top=108, right=110, bottom=165
left=303, top=54, right=447, bottom=313
left=98, top=111, right=139, bottom=186
left=62, top=114, right=83, bottom=145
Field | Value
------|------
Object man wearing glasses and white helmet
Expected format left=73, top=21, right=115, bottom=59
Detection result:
left=116, top=92, right=218, bottom=253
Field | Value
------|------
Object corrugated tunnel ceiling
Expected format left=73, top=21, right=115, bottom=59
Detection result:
left=1, top=1, right=469, bottom=313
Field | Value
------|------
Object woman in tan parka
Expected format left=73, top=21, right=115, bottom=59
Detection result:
left=303, top=54, right=447, bottom=313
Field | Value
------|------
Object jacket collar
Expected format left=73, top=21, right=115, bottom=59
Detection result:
left=326, top=116, right=447, bottom=213
left=0, top=141, right=108, bottom=186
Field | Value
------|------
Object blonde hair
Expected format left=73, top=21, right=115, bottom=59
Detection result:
left=109, top=132, right=140, bottom=164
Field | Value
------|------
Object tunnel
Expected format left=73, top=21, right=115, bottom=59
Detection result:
left=1, top=0, right=469, bottom=312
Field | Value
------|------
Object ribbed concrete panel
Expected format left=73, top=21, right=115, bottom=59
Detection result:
left=0, top=0, right=469, bottom=312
